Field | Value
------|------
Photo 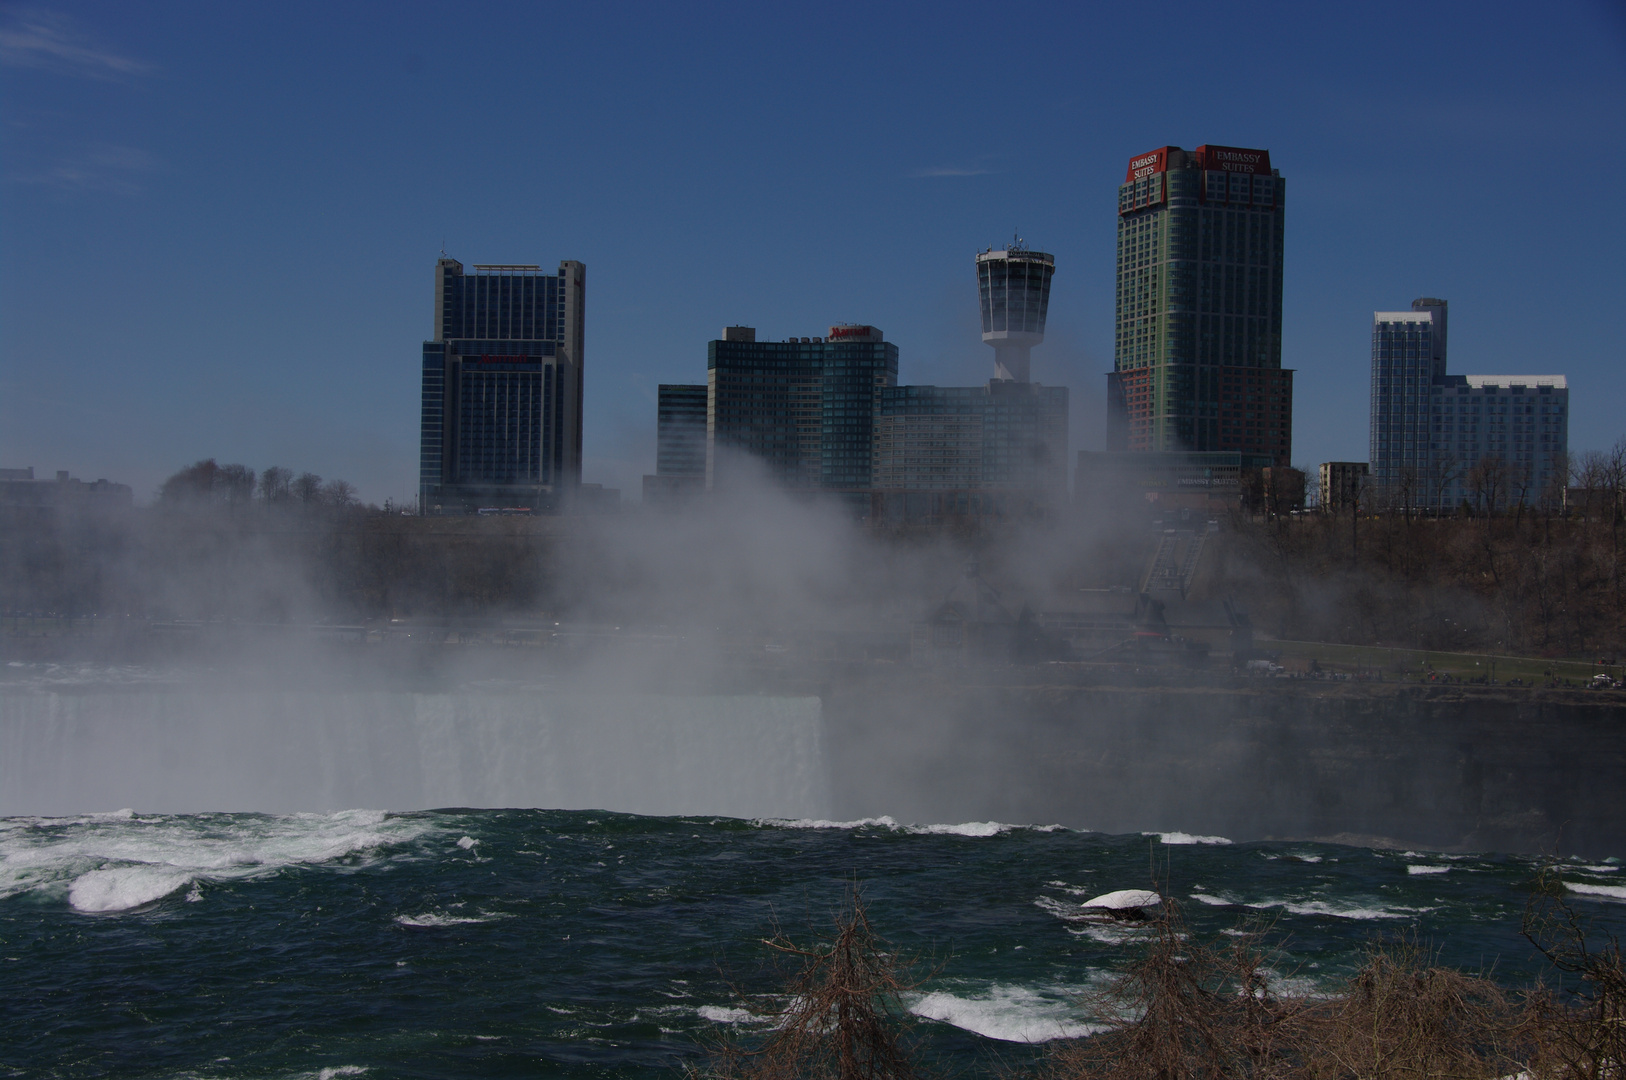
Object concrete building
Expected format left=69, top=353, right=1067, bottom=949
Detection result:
left=1369, top=298, right=1567, bottom=511
left=1318, top=461, right=1369, bottom=511
left=977, top=242, right=1055, bottom=383
left=1106, top=144, right=1291, bottom=466
left=419, top=257, right=585, bottom=513
left=0, top=468, right=132, bottom=520
left=1435, top=376, right=1569, bottom=509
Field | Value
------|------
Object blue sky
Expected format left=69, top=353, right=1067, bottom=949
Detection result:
left=2, top=0, right=1623, bottom=504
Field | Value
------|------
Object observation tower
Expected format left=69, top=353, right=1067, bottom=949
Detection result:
left=976, top=239, right=1054, bottom=383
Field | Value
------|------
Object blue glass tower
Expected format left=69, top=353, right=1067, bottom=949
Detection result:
left=419, top=258, right=584, bottom=513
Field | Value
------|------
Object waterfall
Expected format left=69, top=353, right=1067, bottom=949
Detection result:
left=0, top=684, right=830, bottom=819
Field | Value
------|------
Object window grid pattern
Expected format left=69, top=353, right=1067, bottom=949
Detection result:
left=1111, top=150, right=1289, bottom=464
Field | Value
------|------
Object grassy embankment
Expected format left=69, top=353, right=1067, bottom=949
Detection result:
left=1257, top=637, right=1624, bottom=686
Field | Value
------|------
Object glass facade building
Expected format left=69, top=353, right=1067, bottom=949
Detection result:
left=655, top=384, right=708, bottom=477
left=663, top=318, right=1068, bottom=510
left=874, top=382, right=1068, bottom=493
left=1370, top=298, right=1567, bottom=510
left=1107, top=145, right=1290, bottom=466
left=1369, top=301, right=1446, bottom=494
left=420, top=258, right=585, bottom=513
left=706, top=325, right=898, bottom=492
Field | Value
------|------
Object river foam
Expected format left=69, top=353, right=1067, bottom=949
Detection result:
left=0, top=808, right=438, bottom=912
left=1566, top=882, right=1626, bottom=902
left=910, top=984, right=1107, bottom=1042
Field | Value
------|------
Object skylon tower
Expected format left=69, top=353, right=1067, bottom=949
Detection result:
left=976, top=239, right=1054, bottom=382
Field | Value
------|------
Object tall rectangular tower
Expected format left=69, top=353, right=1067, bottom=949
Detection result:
left=1369, top=299, right=1446, bottom=495
left=655, top=384, right=707, bottom=478
left=420, top=257, right=585, bottom=513
left=1107, top=145, right=1290, bottom=466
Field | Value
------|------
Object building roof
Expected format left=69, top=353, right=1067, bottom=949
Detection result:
left=1463, top=375, right=1567, bottom=389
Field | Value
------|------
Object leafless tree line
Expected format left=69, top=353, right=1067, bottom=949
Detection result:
left=0, top=459, right=550, bottom=622
left=158, top=459, right=361, bottom=512
left=1213, top=440, right=1626, bottom=658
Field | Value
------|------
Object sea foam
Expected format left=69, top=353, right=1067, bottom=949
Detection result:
left=1566, top=882, right=1626, bottom=901
left=67, top=866, right=194, bottom=912
left=758, top=816, right=1060, bottom=837
left=1148, top=832, right=1233, bottom=845
left=1, top=808, right=440, bottom=912
left=910, top=984, right=1106, bottom=1043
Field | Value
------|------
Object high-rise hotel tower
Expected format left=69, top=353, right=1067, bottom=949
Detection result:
left=1106, top=145, right=1291, bottom=465
left=419, top=257, right=585, bottom=513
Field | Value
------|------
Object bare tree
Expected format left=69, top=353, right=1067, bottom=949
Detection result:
left=1427, top=451, right=1462, bottom=516
left=695, top=887, right=923, bottom=1080
left=158, top=459, right=219, bottom=503
left=1509, top=458, right=1534, bottom=527
left=1347, top=471, right=1368, bottom=568
left=1607, top=437, right=1626, bottom=596
left=1539, top=451, right=1568, bottom=519
left=293, top=472, right=324, bottom=506
left=1467, top=455, right=1510, bottom=520
left=320, top=479, right=358, bottom=509
left=217, top=464, right=256, bottom=509
left=258, top=466, right=292, bottom=505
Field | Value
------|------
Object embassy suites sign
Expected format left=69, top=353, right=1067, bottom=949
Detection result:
left=1194, top=145, right=1271, bottom=175
left=1124, top=147, right=1170, bottom=182
left=1122, top=144, right=1272, bottom=181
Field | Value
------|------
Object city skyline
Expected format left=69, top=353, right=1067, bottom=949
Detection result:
left=2, top=2, right=1622, bottom=504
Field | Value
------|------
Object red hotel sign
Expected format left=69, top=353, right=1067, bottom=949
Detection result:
left=1124, top=147, right=1169, bottom=182
left=1194, top=145, right=1270, bottom=174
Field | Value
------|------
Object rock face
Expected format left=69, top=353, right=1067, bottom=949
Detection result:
left=823, top=682, right=1626, bottom=858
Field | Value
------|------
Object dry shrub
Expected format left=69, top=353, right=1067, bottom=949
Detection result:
left=1043, top=902, right=1535, bottom=1080
left=1041, top=903, right=1309, bottom=1080
left=1297, top=940, right=1528, bottom=1080
left=699, top=884, right=1626, bottom=1080
left=1521, top=871, right=1626, bottom=1079
left=695, top=886, right=925, bottom=1080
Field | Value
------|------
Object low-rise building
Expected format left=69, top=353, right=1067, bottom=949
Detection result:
left=0, top=468, right=133, bottom=520
left=1318, top=462, right=1368, bottom=511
